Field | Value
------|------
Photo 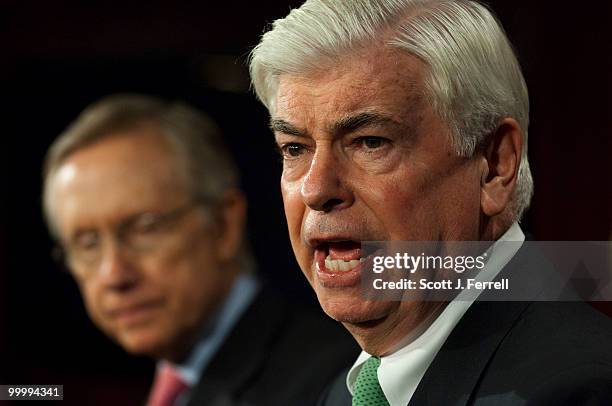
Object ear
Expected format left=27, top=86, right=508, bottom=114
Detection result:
left=214, top=189, right=248, bottom=263
left=480, top=118, right=523, bottom=217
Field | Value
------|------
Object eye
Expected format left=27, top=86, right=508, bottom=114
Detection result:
left=130, top=213, right=165, bottom=234
left=72, top=230, right=100, bottom=251
left=279, top=143, right=308, bottom=158
left=355, top=136, right=389, bottom=150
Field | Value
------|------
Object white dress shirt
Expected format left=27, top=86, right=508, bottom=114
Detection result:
left=346, top=223, right=525, bottom=406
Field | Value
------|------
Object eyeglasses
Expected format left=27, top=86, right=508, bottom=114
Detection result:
left=54, top=201, right=207, bottom=277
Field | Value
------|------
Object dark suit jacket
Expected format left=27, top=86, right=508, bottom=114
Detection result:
left=185, top=284, right=359, bottom=406
left=320, top=244, right=612, bottom=405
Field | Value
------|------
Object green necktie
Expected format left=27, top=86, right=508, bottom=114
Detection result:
left=352, top=357, right=390, bottom=406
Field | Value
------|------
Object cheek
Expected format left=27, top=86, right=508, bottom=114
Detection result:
left=79, top=283, right=111, bottom=331
left=147, top=255, right=222, bottom=341
left=166, top=274, right=209, bottom=317
left=281, top=178, right=314, bottom=278
left=158, top=245, right=219, bottom=303
left=356, top=161, right=459, bottom=240
left=281, top=178, right=305, bottom=245
left=378, top=192, right=436, bottom=239
left=440, top=175, right=482, bottom=237
left=354, top=170, right=433, bottom=238
left=383, top=165, right=480, bottom=240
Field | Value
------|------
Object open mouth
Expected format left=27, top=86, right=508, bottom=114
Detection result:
left=316, top=241, right=363, bottom=273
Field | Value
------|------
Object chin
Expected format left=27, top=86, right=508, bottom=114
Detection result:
left=316, top=289, right=392, bottom=325
left=114, top=328, right=169, bottom=359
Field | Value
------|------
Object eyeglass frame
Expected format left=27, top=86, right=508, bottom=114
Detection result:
left=52, top=197, right=217, bottom=277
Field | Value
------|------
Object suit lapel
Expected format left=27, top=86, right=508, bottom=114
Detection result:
left=186, top=286, right=290, bottom=406
left=408, top=300, right=531, bottom=405
left=409, top=241, right=553, bottom=406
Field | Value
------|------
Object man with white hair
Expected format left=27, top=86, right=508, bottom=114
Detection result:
left=249, top=0, right=612, bottom=404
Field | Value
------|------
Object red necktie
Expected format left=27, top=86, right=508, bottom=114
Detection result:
left=146, top=364, right=189, bottom=406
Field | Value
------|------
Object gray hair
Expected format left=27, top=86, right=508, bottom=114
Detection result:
left=43, top=93, right=253, bottom=268
left=249, top=0, right=533, bottom=220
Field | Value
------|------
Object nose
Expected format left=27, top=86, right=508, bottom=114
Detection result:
left=300, top=145, right=353, bottom=212
left=97, top=242, right=140, bottom=291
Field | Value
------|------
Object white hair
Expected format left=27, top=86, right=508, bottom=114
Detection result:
left=249, top=0, right=533, bottom=220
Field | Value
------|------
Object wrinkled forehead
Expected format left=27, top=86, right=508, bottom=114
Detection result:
left=273, top=47, right=427, bottom=130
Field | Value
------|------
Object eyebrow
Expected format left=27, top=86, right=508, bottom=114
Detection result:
left=270, top=111, right=398, bottom=138
left=269, top=119, right=304, bottom=136
left=330, top=111, right=397, bottom=134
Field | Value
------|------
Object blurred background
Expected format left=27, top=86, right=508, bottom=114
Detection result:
left=0, top=0, right=610, bottom=405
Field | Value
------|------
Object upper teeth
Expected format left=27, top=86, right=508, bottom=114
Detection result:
left=325, top=255, right=364, bottom=272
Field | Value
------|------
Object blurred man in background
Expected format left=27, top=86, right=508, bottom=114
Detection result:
left=42, top=94, right=357, bottom=406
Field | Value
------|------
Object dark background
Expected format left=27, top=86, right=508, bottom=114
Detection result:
left=1, top=1, right=610, bottom=405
